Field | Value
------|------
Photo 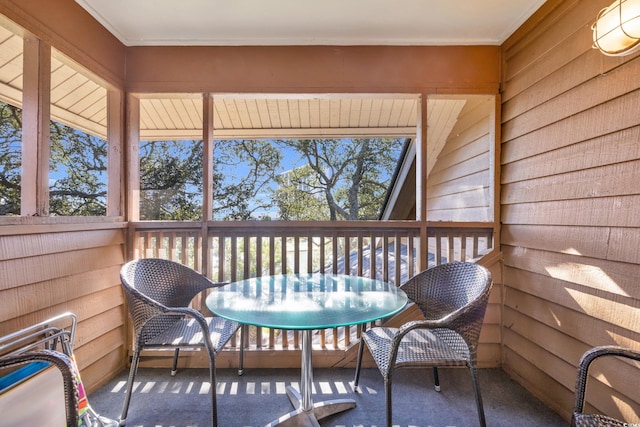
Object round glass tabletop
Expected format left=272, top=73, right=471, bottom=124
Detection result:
left=205, top=273, right=408, bottom=330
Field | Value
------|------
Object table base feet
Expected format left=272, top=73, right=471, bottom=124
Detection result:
left=264, top=386, right=356, bottom=427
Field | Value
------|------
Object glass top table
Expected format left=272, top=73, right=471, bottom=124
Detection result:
left=206, top=273, right=408, bottom=427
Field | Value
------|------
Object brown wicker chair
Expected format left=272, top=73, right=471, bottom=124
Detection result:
left=118, top=258, right=242, bottom=427
left=572, top=346, right=640, bottom=427
left=353, top=261, right=493, bottom=427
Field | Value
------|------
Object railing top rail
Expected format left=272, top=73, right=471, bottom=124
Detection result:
left=129, top=220, right=494, bottom=232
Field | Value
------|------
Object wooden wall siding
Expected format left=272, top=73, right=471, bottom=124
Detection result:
left=0, top=225, right=127, bottom=392
left=476, top=249, right=503, bottom=368
left=427, top=95, right=494, bottom=222
left=501, top=0, right=640, bottom=422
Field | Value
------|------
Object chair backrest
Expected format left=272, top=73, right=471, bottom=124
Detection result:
left=120, top=258, right=215, bottom=344
left=400, top=262, right=492, bottom=345
left=120, top=258, right=211, bottom=307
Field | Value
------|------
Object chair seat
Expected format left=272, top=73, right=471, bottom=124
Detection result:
left=364, top=327, right=470, bottom=374
left=147, top=317, right=240, bottom=353
left=573, top=413, right=639, bottom=427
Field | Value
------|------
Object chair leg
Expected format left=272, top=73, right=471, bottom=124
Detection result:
left=433, top=366, right=441, bottom=392
left=171, top=348, right=180, bottom=376
left=353, top=338, right=366, bottom=388
left=119, top=349, right=141, bottom=426
left=469, top=366, right=486, bottom=427
left=238, top=324, right=246, bottom=376
left=384, top=375, right=393, bottom=427
left=208, top=353, right=218, bottom=427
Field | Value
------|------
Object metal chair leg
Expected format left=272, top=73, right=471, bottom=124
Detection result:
left=238, top=324, right=246, bottom=376
left=119, top=349, right=141, bottom=426
left=384, top=375, right=393, bottom=427
left=171, top=348, right=179, bottom=376
left=208, top=352, right=218, bottom=426
left=469, top=366, right=486, bottom=427
left=433, top=366, right=441, bottom=391
left=353, top=339, right=366, bottom=388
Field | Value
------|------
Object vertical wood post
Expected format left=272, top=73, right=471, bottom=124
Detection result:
left=125, top=94, right=140, bottom=264
left=21, top=37, right=50, bottom=216
left=202, top=93, right=214, bottom=275
left=416, top=94, right=428, bottom=270
left=107, top=89, right=124, bottom=217
left=491, top=94, right=501, bottom=248
left=125, top=93, right=140, bottom=223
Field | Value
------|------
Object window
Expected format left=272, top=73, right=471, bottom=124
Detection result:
left=138, top=95, right=204, bottom=220
left=139, top=139, right=203, bottom=220
left=49, top=48, right=108, bottom=216
left=0, top=22, right=23, bottom=216
left=213, top=138, right=406, bottom=221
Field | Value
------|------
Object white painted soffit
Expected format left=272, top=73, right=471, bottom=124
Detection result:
left=75, top=0, right=547, bottom=47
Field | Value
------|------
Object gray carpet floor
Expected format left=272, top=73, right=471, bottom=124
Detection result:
left=88, top=367, right=568, bottom=427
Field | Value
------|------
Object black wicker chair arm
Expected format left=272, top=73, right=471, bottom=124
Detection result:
left=191, top=280, right=230, bottom=295
left=127, top=286, right=206, bottom=321
left=572, top=345, right=640, bottom=427
left=163, top=306, right=218, bottom=351
left=394, top=319, right=444, bottom=336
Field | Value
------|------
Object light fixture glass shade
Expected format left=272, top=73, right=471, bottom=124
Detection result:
left=593, top=0, right=640, bottom=56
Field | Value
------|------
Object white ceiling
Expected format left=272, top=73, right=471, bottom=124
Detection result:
left=75, top=0, right=546, bottom=47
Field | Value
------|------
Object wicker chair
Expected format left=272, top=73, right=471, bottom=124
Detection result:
left=353, top=261, right=493, bottom=427
left=0, top=349, right=80, bottom=426
left=118, top=258, right=242, bottom=427
left=572, top=346, right=640, bottom=427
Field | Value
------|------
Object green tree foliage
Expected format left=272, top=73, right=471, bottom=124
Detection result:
left=273, top=164, right=329, bottom=220
left=0, top=102, right=21, bottom=215
left=140, top=140, right=203, bottom=220
left=213, top=140, right=282, bottom=220
left=273, top=138, right=402, bottom=220
left=49, top=121, right=107, bottom=216
left=139, top=139, right=283, bottom=220
left=0, top=101, right=109, bottom=216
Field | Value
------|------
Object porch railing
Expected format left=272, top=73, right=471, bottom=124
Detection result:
left=129, top=220, right=493, bottom=356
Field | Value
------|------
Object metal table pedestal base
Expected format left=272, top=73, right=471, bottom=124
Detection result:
left=265, top=386, right=356, bottom=427
left=264, top=330, right=356, bottom=427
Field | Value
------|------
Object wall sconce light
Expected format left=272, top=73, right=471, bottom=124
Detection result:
left=593, top=0, right=640, bottom=56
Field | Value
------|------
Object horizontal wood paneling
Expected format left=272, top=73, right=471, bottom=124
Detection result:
left=501, top=126, right=640, bottom=184
left=0, top=228, right=125, bottom=261
left=502, top=90, right=640, bottom=163
left=0, top=227, right=126, bottom=393
left=502, top=329, right=575, bottom=420
left=501, top=0, right=640, bottom=422
left=427, top=95, right=494, bottom=222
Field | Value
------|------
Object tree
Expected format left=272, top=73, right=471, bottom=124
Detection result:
left=140, top=140, right=203, bottom=220
left=273, top=138, right=402, bottom=220
left=49, top=121, right=107, bottom=216
left=212, top=140, right=282, bottom=220
left=139, top=139, right=283, bottom=220
left=0, top=102, right=21, bottom=215
left=0, top=101, right=109, bottom=216
left=273, top=165, right=329, bottom=220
